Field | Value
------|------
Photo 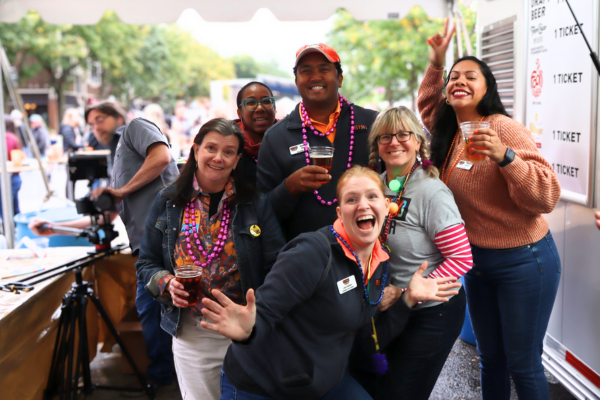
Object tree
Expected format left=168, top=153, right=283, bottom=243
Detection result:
left=0, top=11, right=235, bottom=116
left=328, top=3, right=476, bottom=110
left=0, top=12, right=92, bottom=117
left=231, top=55, right=292, bottom=79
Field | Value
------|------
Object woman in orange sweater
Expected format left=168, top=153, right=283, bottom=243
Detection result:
left=418, top=20, right=561, bottom=400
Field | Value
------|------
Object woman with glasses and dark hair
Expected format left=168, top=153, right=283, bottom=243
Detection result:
left=349, top=106, right=472, bottom=400
left=234, top=82, right=278, bottom=185
left=418, top=20, right=561, bottom=400
left=136, top=118, right=285, bottom=400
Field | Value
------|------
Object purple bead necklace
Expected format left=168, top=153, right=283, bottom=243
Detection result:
left=300, top=94, right=355, bottom=206
left=183, top=199, right=231, bottom=267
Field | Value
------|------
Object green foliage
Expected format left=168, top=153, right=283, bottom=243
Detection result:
left=0, top=10, right=235, bottom=115
left=328, top=3, right=476, bottom=110
left=231, top=55, right=292, bottom=79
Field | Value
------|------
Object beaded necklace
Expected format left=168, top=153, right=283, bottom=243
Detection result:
left=329, top=225, right=388, bottom=306
left=440, top=116, right=486, bottom=185
left=380, top=160, right=420, bottom=243
left=300, top=94, right=355, bottom=206
left=182, top=199, right=231, bottom=267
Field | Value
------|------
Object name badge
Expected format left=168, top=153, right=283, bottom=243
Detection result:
left=289, top=144, right=306, bottom=155
left=457, top=160, right=474, bottom=170
left=337, top=275, right=358, bottom=294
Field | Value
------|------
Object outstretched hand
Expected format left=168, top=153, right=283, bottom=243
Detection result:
left=595, top=211, right=600, bottom=230
left=427, top=18, right=456, bottom=68
left=404, top=261, right=461, bottom=308
left=200, top=289, right=257, bottom=341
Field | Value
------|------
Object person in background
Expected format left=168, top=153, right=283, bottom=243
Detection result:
left=29, top=114, right=49, bottom=156
left=29, top=101, right=126, bottom=236
left=202, top=166, right=461, bottom=400
left=60, top=108, right=83, bottom=153
left=136, top=118, right=285, bottom=400
left=88, top=101, right=179, bottom=389
left=143, top=103, right=171, bottom=142
left=350, top=106, right=471, bottom=400
left=234, top=81, right=277, bottom=185
left=0, top=116, right=23, bottom=220
left=10, top=109, right=26, bottom=148
left=257, top=43, right=378, bottom=241
left=419, top=19, right=561, bottom=400
left=84, top=101, right=125, bottom=157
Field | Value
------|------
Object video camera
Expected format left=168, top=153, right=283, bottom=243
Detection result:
left=60, top=153, right=119, bottom=249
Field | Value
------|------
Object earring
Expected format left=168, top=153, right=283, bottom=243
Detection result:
left=446, top=98, right=450, bottom=105
left=378, top=156, right=381, bottom=163
left=195, top=162, right=198, bottom=168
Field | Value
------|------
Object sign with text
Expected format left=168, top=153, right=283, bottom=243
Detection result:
left=525, top=0, right=595, bottom=205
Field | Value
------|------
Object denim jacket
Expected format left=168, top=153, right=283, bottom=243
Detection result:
left=136, top=183, right=285, bottom=337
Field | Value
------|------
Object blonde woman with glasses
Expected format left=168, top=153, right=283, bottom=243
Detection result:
left=350, top=106, right=473, bottom=400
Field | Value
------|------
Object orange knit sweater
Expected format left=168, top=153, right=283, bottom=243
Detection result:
left=418, top=65, right=561, bottom=249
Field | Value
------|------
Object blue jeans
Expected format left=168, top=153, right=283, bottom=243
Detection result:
left=135, top=280, right=174, bottom=386
left=220, top=369, right=373, bottom=400
left=0, top=174, right=22, bottom=220
left=464, top=231, right=561, bottom=400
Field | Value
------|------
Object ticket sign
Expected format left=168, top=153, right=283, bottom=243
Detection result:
left=525, top=0, right=596, bottom=206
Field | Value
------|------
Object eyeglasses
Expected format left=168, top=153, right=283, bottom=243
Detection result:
left=239, top=97, right=275, bottom=112
left=377, top=131, right=414, bottom=144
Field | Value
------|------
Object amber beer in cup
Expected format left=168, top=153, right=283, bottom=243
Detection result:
left=175, top=265, right=202, bottom=306
left=308, top=146, right=334, bottom=184
left=460, top=121, right=491, bottom=164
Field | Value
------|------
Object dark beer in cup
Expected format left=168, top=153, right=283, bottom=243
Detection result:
left=308, top=146, right=334, bottom=184
left=175, top=265, right=202, bottom=306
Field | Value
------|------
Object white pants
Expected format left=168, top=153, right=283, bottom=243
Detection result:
left=173, top=313, right=232, bottom=400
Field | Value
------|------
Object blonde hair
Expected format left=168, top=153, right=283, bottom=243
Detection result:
left=336, top=166, right=386, bottom=199
left=62, top=108, right=80, bottom=126
left=143, top=103, right=167, bottom=134
left=368, top=106, right=439, bottom=179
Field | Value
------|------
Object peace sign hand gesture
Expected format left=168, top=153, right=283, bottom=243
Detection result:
left=427, top=18, right=456, bottom=68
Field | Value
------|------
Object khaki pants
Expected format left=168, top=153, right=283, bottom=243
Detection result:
left=174, top=313, right=232, bottom=400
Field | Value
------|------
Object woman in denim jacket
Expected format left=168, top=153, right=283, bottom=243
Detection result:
left=136, top=118, right=285, bottom=400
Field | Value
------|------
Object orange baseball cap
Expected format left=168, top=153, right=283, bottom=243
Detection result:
left=295, top=43, right=341, bottom=67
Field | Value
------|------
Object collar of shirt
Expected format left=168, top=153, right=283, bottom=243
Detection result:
left=332, top=218, right=389, bottom=282
left=307, top=100, right=340, bottom=144
left=191, top=175, right=236, bottom=204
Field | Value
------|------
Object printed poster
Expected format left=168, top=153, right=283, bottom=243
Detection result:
left=525, top=0, right=595, bottom=205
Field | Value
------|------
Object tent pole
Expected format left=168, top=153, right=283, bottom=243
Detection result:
left=0, top=49, right=15, bottom=248
left=0, top=43, right=53, bottom=201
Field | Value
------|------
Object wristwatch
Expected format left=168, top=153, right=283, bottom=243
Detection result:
left=497, top=147, right=516, bottom=167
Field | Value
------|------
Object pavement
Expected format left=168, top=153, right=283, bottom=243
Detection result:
left=9, top=164, right=578, bottom=400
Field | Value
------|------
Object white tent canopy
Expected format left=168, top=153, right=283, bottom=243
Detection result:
left=0, top=0, right=451, bottom=24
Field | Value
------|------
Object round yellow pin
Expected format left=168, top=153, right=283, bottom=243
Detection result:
left=250, top=225, right=261, bottom=237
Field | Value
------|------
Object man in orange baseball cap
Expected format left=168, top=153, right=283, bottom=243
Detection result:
left=256, top=43, right=378, bottom=241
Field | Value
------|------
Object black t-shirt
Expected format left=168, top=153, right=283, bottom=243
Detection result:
left=208, top=190, right=225, bottom=219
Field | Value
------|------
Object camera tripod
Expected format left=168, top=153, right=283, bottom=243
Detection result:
left=43, top=266, right=155, bottom=400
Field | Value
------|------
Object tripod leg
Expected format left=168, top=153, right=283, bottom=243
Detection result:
left=77, top=295, right=93, bottom=395
left=64, top=298, right=79, bottom=399
left=44, top=296, right=69, bottom=400
left=88, top=294, right=155, bottom=400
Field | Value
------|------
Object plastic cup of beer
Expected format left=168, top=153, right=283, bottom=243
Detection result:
left=308, top=146, right=334, bottom=184
left=174, top=265, right=202, bottom=307
left=460, top=121, right=491, bottom=164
